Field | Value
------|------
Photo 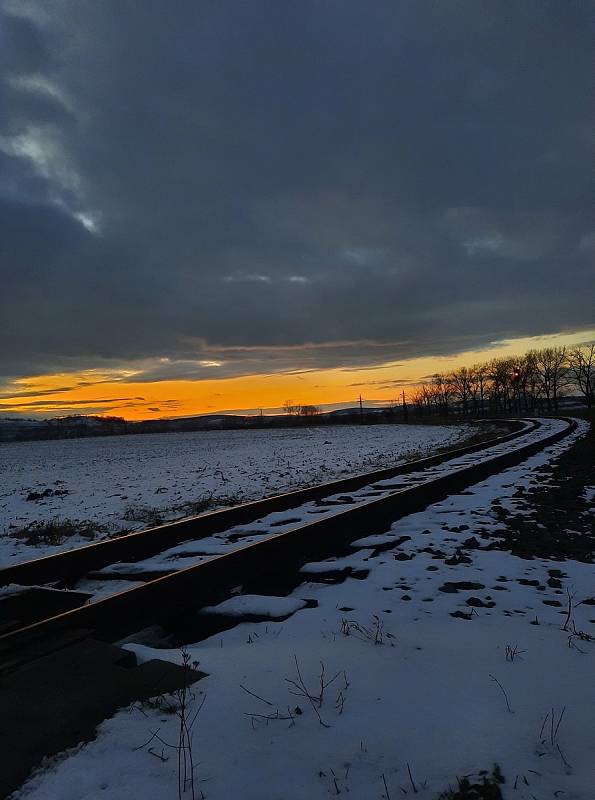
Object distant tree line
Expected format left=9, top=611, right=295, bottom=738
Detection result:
left=282, top=400, right=322, bottom=419
left=4, top=343, right=592, bottom=444
left=409, top=344, right=594, bottom=416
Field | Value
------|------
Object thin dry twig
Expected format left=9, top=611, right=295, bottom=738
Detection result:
left=134, top=649, right=205, bottom=800
left=340, top=615, right=392, bottom=645
left=562, top=588, right=574, bottom=632
left=505, top=643, right=525, bottom=662
left=240, top=684, right=274, bottom=707
left=407, top=762, right=418, bottom=794
left=285, top=655, right=338, bottom=726
left=244, top=708, right=296, bottom=728
left=382, top=773, right=392, bottom=800
left=489, top=673, right=513, bottom=713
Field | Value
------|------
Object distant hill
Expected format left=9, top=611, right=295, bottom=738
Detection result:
left=0, top=406, right=397, bottom=443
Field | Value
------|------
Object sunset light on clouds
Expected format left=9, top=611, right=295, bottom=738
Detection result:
left=0, top=1, right=593, bottom=421
left=3, top=330, right=594, bottom=420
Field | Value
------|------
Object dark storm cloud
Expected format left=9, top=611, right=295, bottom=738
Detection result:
left=0, top=0, right=593, bottom=382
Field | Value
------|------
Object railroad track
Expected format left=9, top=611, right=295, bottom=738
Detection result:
left=0, top=416, right=581, bottom=798
left=0, top=416, right=577, bottom=664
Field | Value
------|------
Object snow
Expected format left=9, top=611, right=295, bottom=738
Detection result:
left=10, top=419, right=595, bottom=800
left=300, top=550, right=374, bottom=573
left=350, top=533, right=403, bottom=547
left=0, top=424, right=471, bottom=567
left=0, top=582, right=28, bottom=598
left=199, top=595, right=308, bottom=619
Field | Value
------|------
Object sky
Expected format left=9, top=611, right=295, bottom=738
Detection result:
left=0, top=1, right=593, bottom=420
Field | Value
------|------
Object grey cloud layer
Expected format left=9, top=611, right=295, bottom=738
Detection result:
left=0, top=0, right=593, bottom=382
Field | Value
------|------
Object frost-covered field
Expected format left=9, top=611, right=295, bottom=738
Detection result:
left=11, top=421, right=595, bottom=800
left=0, top=424, right=470, bottom=566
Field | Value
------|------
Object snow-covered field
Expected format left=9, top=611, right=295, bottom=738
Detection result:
left=0, top=424, right=470, bottom=567
left=11, top=420, right=595, bottom=800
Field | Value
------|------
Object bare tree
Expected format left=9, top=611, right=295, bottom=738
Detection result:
left=298, top=404, right=320, bottom=418
left=283, top=399, right=300, bottom=416
left=468, top=363, right=490, bottom=416
left=431, top=373, right=452, bottom=415
left=450, top=366, right=472, bottom=415
left=522, top=350, right=541, bottom=412
left=534, top=347, right=568, bottom=411
left=568, top=344, right=595, bottom=408
left=406, top=343, right=590, bottom=419
left=488, top=358, right=515, bottom=413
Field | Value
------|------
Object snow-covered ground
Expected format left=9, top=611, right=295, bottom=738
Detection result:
left=0, top=424, right=471, bottom=567
left=11, top=420, right=595, bottom=800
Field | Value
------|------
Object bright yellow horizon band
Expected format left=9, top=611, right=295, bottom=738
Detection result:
left=1, top=329, right=593, bottom=421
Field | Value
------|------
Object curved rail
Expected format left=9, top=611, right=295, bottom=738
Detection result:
left=0, top=419, right=533, bottom=588
left=0, top=417, right=576, bottom=665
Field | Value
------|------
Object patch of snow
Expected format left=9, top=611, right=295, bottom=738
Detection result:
left=300, top=550, right=374, bottom=573
left=0, top=582, right=28, bottom=598
left=199, top=594, right=308, bottom=619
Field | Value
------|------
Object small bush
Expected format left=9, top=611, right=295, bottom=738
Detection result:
left=122, top=506, right=165, bottom=526
left=11, top=518, right=108, bottom=546
left=439, top=766, right=504, bottom=799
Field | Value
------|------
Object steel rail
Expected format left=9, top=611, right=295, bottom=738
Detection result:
left=0, top=419, right=533, bottom=588
left=0, top=417, right=575, bottom=664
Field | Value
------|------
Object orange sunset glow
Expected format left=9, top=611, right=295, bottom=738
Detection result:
left=2, top=330, right=593, bottom=420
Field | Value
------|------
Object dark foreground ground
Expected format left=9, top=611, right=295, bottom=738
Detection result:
left=488, top=412, right=594, bottom=562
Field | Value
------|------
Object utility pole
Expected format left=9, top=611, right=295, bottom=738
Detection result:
left=359, top=394, right=364, bottom=424
left=402, top=389, right=408, bottom=422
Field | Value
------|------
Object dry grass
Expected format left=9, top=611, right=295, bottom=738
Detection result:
left=9, top=518, right=109, bottom=546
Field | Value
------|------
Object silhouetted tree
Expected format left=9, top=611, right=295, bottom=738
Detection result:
left=534, top=347, right=568, bottom=411
left=568, top=344, right=595, bottom=408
